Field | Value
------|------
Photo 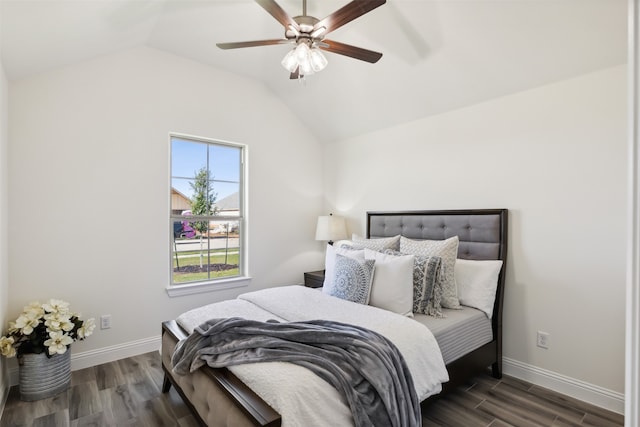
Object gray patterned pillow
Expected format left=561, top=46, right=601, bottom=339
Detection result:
left=400, top=236, right=461, bottom=309
left=351, top=234, right=401, bottom=251
left=329, top=255, right=375, bottom=304
left=412, top=255, right=443, bottom=317
left=384, top=249, right=443, bottom=317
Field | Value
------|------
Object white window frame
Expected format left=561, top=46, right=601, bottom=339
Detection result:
left=167, top=133, right=249, bottom=297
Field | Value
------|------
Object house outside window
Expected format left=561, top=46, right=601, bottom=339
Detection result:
left=169, top=134, right=247, bottom=295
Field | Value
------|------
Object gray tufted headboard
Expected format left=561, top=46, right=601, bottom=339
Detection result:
left=367, top=208, right=508, bottom=371
left=367, top=209, right=508, bottom=262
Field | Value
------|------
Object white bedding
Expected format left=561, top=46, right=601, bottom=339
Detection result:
left=175, top=285, right=449, bottom=427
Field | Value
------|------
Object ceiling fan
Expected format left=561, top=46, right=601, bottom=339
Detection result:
left=217, top=0, right=386, bottom=79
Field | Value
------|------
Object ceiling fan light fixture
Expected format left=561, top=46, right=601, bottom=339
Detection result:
left=281, top=42, right=326, bottom=77
left=281, top=48, right=299, bottom=73
left=299, top=59, right=315, bottom=76
left=309, top=48, right=328, bottom=72
left=294, top=42, right=311, bottom=62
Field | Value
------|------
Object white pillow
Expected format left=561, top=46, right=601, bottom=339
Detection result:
left=364, top=248, right=414, bottom=317
left=322, top=244, right=365, bottom=295
left=454, top=259, right=503, bottom=319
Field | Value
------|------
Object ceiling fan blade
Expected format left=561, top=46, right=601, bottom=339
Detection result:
left=217, top=39, right=291, bottom=49
left=314, top=0, right=386, bottom=35
left=319, top=39, right=382, bottom=63
left=255, top=0, right=299, bottom=29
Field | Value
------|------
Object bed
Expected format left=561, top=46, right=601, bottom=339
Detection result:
left=161, top=208, right=508, bottom=427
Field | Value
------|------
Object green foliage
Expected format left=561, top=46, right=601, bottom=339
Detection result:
left=189, top=167, right=218, bottom=234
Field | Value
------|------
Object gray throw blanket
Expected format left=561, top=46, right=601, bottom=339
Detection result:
left=172, top=317, right=421, bottom=427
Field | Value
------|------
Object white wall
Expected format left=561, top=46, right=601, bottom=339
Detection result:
left=324, top=66, right=627, bottom=399
left=0, top=47, right=10, bottom=404
left=8, top=47, right=323, bottom=355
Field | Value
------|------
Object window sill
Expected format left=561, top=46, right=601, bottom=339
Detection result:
left=166, top=276, right=251, bottom=297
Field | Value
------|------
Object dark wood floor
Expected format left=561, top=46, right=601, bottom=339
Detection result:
left=0, top=351, right=625, bottom=427
left=422, top=374, right=624, bottom=427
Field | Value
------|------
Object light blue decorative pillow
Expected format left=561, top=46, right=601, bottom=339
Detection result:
left=322, top=244, right=366, bottom=293
left=329, top=254, right=375, bottom=304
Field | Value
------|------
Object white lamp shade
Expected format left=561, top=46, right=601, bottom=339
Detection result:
left=315, top=215, right=347, bottom=242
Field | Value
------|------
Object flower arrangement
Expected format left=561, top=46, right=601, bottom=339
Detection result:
left=0, top=299, right=95, bottom=358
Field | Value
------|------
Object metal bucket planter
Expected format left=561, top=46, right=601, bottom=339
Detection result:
left=19, top=351, right=71, bottom=401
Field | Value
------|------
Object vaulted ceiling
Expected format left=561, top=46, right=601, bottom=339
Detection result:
left=0, top=0, right=627, bottom=143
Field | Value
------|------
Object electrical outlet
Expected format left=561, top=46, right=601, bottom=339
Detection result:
left=537, top=331, right=550, bottom=349
left=100, top=314, right=112, bottom=330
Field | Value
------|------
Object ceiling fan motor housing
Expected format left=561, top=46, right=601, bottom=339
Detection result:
left=286, top=15, right=322, bottom=44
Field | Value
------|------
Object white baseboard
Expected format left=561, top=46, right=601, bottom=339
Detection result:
left=8, top=335, right=161, bottom=386
left=503, top=357, right=625, bottom=415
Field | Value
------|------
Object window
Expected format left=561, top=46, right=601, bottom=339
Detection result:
left=169, top=134, right=246, bottom=294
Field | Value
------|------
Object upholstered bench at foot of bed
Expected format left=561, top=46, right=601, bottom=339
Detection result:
left=161, top=321, right=281, bottom=427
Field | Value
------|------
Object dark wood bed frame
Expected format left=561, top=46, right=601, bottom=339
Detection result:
left=367, top=209, right=508, bottom=394
left=161, top=208, right=508, bottom=426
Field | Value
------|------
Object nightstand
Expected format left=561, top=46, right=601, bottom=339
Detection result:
left=304, top=270, right=325, bottom=288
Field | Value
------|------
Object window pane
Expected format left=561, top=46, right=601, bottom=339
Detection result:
left=171, top=178, right=194, bottom=213
left=172, top=219, right=241, bottom=284
left=209, top=144, right=241, bottom=182
left=172, top=138, right=207, bottom=178
left=170, top=134, right=244, bottom=287
left=212, top=182, right=240, bottom=215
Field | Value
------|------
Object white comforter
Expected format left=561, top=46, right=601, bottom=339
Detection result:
left=176, top=285, right=449, bottom=427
